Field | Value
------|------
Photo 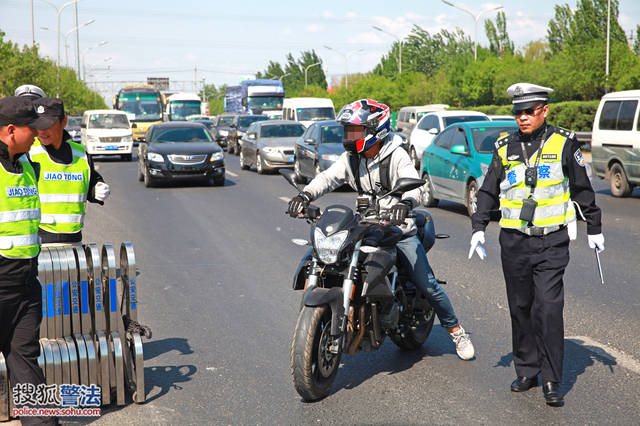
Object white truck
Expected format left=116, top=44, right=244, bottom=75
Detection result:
left=163, top=92, right=202, bottom=121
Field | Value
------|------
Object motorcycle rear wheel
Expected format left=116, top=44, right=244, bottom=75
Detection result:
left=290, top=305, right=341, bottom=401
left=390, top=298, right=435, bottom=350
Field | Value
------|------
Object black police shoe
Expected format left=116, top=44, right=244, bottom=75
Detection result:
left=510, top=376, right=538, bottom=392
left=542, top=381, right=564, bottom=407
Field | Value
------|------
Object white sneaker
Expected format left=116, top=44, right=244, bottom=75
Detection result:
left=449, top=327, right=475, bottom=360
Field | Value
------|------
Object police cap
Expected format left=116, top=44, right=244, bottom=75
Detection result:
left=0, top=96, right=57, bottom=129
left=15, top=84, right=47, bottom=100
left=507, top=83, right=553, bottom=112
left=33, top=97, right=66, bottom=120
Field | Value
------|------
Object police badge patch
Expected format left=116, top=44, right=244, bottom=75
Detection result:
left=574, top=149, right=585, bottom=167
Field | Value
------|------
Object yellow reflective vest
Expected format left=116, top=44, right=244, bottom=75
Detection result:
left=28, top=141, right=90, bottom=234
left=497, top=132, right=576, bottom=230
left=0, top=155, right=41, bottom=258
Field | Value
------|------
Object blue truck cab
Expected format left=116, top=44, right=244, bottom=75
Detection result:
left=224, top=79, right=284, bottom=119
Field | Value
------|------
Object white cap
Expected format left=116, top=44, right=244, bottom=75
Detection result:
left=15, top=84, right=46, bottom=99
left=506, top=83, right=553, bottom=111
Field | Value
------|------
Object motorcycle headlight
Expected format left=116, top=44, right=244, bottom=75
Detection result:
left=147, top=152, right=164, bottom=163
left=313, top=228, right=348, bottom=264
left=218, top=129, right=229, bottom=136
left=210, top=152, right=224, bottom=162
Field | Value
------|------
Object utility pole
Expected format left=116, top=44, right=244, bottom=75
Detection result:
left=194, top=66, right=197, bottom=93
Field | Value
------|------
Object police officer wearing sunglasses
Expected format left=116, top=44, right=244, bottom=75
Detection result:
left=469, top=83, right=604, bottom=407
left=289, top=99, right=475, bottom=361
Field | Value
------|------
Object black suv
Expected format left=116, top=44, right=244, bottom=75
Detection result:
left=224, top=114, right=271, bottom=155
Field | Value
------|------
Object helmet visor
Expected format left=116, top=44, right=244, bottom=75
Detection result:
left=343, top=124, right=366, bottom=143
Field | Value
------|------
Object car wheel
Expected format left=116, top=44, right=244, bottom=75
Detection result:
left=609, top=162, right=632, bottom=197
left=293, top=159, right=306, bottom=184
left=410, top=147, right=420, bottom=169
left=256, top=152, right=265, bottom=174
left=421, top=172, right=439, bottom=207
left=143, top=165, right=154, bottom=188
left=239, top=150, right=249, bottom=170
left=137, top=162, right=144, bottom=182
left=466, top=180, right=479, bottom=216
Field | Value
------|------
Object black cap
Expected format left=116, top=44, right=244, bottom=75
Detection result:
left=0, top=96, right=57, bottom=130
left=33, top=97, right=66, bottom=119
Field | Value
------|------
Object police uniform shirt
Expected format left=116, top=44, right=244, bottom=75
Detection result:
left=0, top=139, right=38, bottom=286
left=472, top=122, right=602, bottom=234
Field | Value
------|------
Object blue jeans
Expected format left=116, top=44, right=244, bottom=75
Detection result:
left=396, top=235, right=459, bottom=329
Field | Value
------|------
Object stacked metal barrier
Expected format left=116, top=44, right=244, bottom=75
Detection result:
left=0, top=242, right=147, bottom=420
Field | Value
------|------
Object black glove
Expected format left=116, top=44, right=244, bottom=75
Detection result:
left=288, top=191, right=312, bottom=217
left=389, top=201, right=411, bottom=225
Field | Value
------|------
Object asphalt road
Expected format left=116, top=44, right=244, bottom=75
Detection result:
left=65, top=152, right=639, bottom=425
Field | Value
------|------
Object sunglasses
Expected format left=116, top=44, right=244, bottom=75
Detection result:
left=513, top=105, right=544, bottom=116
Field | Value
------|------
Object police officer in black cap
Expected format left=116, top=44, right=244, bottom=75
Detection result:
left=468, top=83, right=604, bottom=407
left=0, top=96, right=58, bottom=425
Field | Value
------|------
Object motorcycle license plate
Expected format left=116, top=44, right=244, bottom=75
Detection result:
left=288, top=155, right=294, bottom=163
left=105, top=145, right=118, bottom=150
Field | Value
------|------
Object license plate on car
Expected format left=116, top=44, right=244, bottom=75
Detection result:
left=105, top=145, right=118, bottom=150
left=288, top=155, right=294, bottom=163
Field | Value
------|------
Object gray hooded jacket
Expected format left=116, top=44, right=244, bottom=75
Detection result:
left=303, top=134, right=423, bottom=235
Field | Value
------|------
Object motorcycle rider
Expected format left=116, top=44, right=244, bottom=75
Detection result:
left=288, top=98, right=475, bottom=360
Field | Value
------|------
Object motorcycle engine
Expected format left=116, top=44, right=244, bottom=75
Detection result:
left=378, top=300, right=400, bottom=330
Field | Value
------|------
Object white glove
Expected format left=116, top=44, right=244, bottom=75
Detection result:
left=94, top=182, right=110, bottom=202
left=588, top=233, right=605, bottom=253
left=468, top=231, right=486, bottom=260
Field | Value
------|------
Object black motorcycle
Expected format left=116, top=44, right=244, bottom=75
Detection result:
left=281, top=169, right=443, bottom=401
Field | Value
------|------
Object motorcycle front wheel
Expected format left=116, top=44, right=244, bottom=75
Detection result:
left=290, top=305, right=341, bottom=401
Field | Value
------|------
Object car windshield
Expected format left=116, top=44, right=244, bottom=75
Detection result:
left=471, top=126, right=517, bottom=153
left=88, top=114, right=130, bottom=129
left=119, top=94, right=163, bottom=121
left=238, top=116, right=268, bottom=128
left=320, top=125, right=343, bottom=143
left=194, top=120, right=215, bottom=131
left=151, top=126, right=212, bottom=143
left=443, top=115, right=489, bottom=127
left=169, top=101, right=201, bottom=121
left=296, top=107, right=335, bottom=122
left=66, top=117, right=82, bottom=127
left=260, top=124, right=305, bottom=138
left=248, top=96, right=283, bottom=110
left=218, top=116, right=235, bottom=126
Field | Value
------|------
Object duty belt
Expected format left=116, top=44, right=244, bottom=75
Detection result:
left=519, top=225, right=564, bottom=237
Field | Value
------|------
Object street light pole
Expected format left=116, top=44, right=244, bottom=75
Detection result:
left=63, top=19, right=94, bottom=67
left=372, top=25, right=402, bottom=75
left=605, top=0, right=611, bottom=91
left=39, top=0, right=81, bottom=68
left=304, top=62, right=321, bottom=87
left=323, top=46, right=364, bottom=90
left=82, top=40, right=108, bottom=81
left=441, top=0, right=503, bottom=61
left=278, top=72, right=291, bottom=82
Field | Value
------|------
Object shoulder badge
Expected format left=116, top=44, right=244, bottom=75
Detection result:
left=494, top=134, right=510, bottom=150
left=574, top=148, right=585, bottom=167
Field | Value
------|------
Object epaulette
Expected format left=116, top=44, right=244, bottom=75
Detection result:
left=494, top=134, right=511, bottom=150
left=552, top=125, right=575, bottom=140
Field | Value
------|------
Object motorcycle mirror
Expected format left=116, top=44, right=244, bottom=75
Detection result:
left=381, top=177, right=426, bottom=199
left=279, top=169, right=302, bottom=191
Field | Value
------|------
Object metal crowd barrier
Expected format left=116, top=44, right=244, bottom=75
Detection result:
left=0, top=242, right=150, bottom=420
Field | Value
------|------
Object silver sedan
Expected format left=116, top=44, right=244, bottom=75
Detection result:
left=239, top=120, right=306, bottom=174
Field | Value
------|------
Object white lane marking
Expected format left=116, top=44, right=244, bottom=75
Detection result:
left=566, top=335, right=640, bottom=375
left=278, top=196, right=289, bottom=202
left=226, top=171, right=238, bottom=177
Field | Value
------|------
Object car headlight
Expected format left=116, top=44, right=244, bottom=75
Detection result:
left=147, top=152, right=164, bottom=163
left=87, top=135, right=100, bottom=144
left=218, top=129, right=228, bottom=136
left=210, top=152, right=224, bottom=162
left=313, top=228, right=348, bottom=264
left=122, top=135, right=133, bottom=143
left=480, top=162, right=489, bottom=176
left=262, top=147, right=278, bottom=153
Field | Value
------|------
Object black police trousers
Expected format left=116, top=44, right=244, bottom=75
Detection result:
left=0, top=275, right=56, bottom=425
left=499, top=227, right=570, bottom=383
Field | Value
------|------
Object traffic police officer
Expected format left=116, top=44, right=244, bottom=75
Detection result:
left=0, top=96, right=57, bottom=425
left=28, top=98, right=110, bottom=245
left=468, top=83, right=604, bottom=407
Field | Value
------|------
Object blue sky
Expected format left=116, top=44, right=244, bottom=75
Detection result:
left=2, top=0, right=640, bottom=99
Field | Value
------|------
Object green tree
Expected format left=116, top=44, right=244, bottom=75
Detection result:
left=485, top=11, right=514, bottom=56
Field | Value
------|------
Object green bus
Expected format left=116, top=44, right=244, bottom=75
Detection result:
left=113, top=85, right=163, bottom=142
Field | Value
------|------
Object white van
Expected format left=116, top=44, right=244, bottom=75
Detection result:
left=396, top=104, right=449, bottom=138
left=591, top=90, right=640, bottom=197
left=282, top=97, right=335, bottom=128
left=81, top=110, right=134, bottom=161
